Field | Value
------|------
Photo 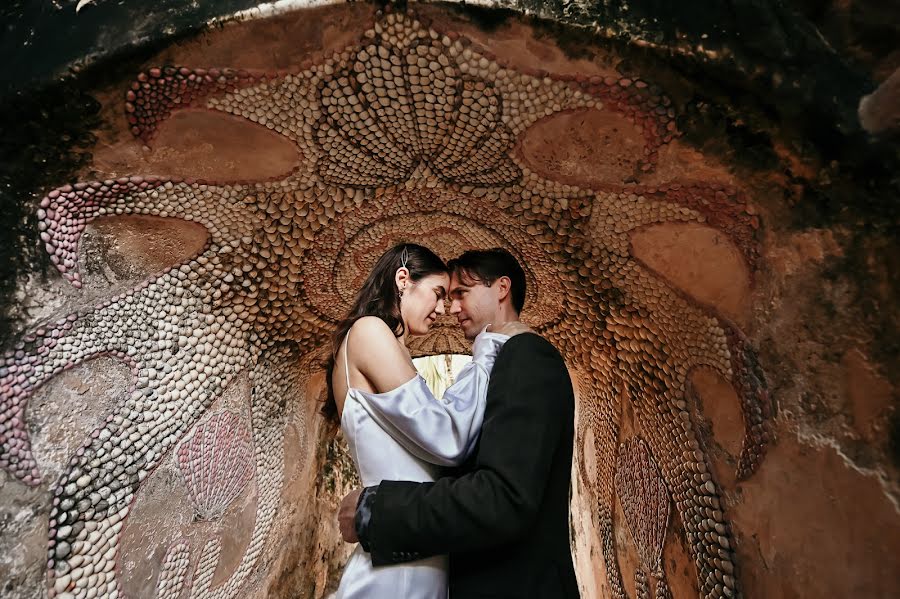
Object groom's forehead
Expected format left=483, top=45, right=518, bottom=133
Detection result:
left=450, top=269, right=475, bottom=286
left=450, top=269, right=487, bottom=291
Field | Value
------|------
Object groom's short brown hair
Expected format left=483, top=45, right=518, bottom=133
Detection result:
left=448, top=248, right=526, bottom=314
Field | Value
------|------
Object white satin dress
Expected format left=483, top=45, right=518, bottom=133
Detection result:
left=333, top=329, right=509, bottom=599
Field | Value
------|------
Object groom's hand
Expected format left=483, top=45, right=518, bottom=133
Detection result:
left=338, top=488, right=362, bottom=543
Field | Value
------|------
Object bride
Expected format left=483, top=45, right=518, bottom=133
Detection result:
left=323, top=243, right=511, bottom=599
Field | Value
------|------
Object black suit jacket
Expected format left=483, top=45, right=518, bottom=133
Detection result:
left=361, top=333, right=580, bottom=598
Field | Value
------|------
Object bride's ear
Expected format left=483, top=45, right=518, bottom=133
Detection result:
left=395, top=267, right=411, bottom=293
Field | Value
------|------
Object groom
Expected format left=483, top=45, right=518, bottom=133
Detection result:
left=338, top=248, right=580, bottom=598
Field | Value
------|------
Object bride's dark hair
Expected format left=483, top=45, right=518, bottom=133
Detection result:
left=321, top=243, right=448, bottom=423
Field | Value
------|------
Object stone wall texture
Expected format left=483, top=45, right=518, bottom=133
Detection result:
left=1, top=2, right=897, bottom=599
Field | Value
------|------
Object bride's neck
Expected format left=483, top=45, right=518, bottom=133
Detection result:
left=397, top=321, right=409, bottom=347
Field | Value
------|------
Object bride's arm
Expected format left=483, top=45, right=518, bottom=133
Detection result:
left=350, top=318, right=508, bottom=466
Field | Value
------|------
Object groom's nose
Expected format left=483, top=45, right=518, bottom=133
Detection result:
left=449, top=299, right=462, bottom=314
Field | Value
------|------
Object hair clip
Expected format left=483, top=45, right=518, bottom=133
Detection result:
left=400, top=246, right=410, bottom=269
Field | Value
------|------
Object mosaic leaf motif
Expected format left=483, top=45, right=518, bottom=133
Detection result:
left=615, top=437, right=670, bottom=573
left=615, top=437, right=677, bottom=599
left=157, top=540, right=191, bottom=599
left=176, top=410, right=255, bottom=521
left=0, top=9, right=770, bottom=599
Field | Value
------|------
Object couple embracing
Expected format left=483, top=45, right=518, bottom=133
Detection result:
left=325, top=244, right=580, bottom=599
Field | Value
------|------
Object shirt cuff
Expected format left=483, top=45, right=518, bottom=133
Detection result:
left=472, top=330, right=509, bottom=370
left=355, top=485, right=379, bottom=553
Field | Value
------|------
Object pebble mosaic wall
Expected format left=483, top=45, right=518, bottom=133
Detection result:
left=0, top=9, right=771, bottom=599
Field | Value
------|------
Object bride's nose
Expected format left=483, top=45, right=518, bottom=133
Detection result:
left=435, top=299, right=446, bottom=315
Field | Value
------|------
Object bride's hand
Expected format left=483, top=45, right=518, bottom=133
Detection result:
left=488, top=321, right=533, bottom=337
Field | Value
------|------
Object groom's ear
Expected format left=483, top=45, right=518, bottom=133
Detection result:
left=495, top=276, right=512, bottom=303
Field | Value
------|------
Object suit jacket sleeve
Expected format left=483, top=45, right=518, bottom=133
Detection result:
left=363, top=333, right=573, bottom=565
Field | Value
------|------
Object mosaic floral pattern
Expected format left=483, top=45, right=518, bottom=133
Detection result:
left=0, top=9, right=771, bottom=599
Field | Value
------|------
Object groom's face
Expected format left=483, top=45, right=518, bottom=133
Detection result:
left=448, top=270, right=498, bottom=341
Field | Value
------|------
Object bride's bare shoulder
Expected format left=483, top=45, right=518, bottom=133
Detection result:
left=349, top=317, right=401, bottom=355
left=350, top=316, right=394, bottom=337
left=347, top=317, right=411, bottom=384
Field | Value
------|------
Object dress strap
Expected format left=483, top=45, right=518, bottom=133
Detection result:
left=342, top=328, right=352, bottom=389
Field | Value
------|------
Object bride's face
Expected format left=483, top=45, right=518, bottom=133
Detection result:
left=399, top=272, right=449, bottom=336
